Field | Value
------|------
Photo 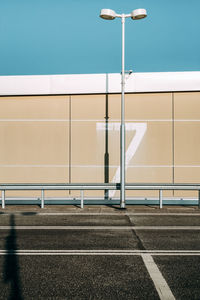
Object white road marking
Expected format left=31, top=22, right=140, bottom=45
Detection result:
left=0, top=250, right=200, bottom=256
left=127, top=213, right=200, bottom=216
left=142, top=254, right=175, bottom=300
left=1, top=212, right=200, bottom=216
left=1, top=249, right=200, bottom=253
left=0, top=225, right=200, bottom=230
left=27, top=213, right=200, bottom=216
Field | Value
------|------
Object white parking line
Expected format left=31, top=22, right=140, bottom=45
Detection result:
left=1, top=249, right=200, bottom=253
left=0, top=212, right=200, bottom=217
left=142, top=254, right=175, bottom=300
left=38, top=213, right=200, bottom=216
left=0, top=250, right=200, bottom=256
left=1, top=212, right=200, bottom=216
left=0, top=225, right=200, bottom=230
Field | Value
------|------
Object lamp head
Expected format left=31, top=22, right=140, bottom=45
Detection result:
left=131, top=8, right=147, bottom=20
left=100, top=9, right=116, bottom=20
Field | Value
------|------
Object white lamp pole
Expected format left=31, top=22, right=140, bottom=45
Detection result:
left=121, top=13, right=126, bottom=208
left=100, top=8, right=147, bottom=208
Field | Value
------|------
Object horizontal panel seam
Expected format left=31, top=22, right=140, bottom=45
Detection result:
left=0, top=165, right=200, bottom=168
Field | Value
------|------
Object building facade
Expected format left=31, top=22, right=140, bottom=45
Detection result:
left=0, top=72, right=200, bottom=202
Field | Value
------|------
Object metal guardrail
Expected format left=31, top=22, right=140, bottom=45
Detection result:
left=1, top=183, right=200, bottom=209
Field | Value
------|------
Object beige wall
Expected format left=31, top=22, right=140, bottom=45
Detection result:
left=70, top=95, right=105, bottom=196
left=108, top=93, right=173, bottom=197
left=0, top=96, right=69, bottom=197
left=0, top=92, right=200, bottom=198
left=174, top=92, right=200, bottom=197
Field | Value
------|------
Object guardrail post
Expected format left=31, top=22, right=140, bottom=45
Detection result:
left=198, top=190, right=200, bottom=209
left=2, top=190, right=5, bottom=209
left=41, top=190, right=44, bottom=209
left=159, top=190, right=163, bottom=209
left=81, top=190, right=84, bottom=209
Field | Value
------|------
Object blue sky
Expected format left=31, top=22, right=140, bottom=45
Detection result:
left=0, top=0, right=199, bottom=75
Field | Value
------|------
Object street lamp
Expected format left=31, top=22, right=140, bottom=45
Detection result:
left=100, top=8, right=147, bottom=208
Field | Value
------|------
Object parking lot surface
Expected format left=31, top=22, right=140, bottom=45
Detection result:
left=0, top=205, right=200, bottom=299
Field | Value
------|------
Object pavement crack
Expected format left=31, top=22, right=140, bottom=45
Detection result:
left=126, top=215, right=146, bottom=250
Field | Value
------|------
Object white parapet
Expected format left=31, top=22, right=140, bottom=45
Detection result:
left=0, top=71, right=199, bottom=95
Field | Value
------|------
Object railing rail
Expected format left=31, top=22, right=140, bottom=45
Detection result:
left=1, top=183, right=200, bottom=209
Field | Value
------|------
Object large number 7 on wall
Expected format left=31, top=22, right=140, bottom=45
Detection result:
left=96, top=122, right=147, bottom=198
left=109, top=122, right=147, bottom=197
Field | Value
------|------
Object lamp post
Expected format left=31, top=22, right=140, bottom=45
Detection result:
left=100, top=8, right=147, bottom=208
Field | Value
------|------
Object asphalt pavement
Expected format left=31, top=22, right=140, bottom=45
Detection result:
left=0, top=205, right=200, bottom=299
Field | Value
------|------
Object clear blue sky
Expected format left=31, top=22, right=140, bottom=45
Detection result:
left=0, top=0, right=199, bottom=75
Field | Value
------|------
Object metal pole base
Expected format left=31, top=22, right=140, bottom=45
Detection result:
left=120, top=202, right=126, bottom=209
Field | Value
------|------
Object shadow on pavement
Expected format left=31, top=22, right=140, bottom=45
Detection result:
left=21, top=212, right=37, bottom=216
left=106, top=204, right=126, bottom=211
left=4, top=214, right=23, bottom=300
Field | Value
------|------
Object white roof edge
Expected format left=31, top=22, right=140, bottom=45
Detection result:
left=0, top=71, right=199, bottom=96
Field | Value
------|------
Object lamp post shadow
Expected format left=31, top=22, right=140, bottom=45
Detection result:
left=3, top=214, right=23, bottom=300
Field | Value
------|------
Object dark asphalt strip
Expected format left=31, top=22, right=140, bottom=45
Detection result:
left=0, top=214, right=130, bottom=226
left=135, top=230, right=200, bottom=250
left=0, top=256, right=160, bottom=300
left=153, top=256, right=200, bottom=300
left=0, top=229, right=140, bottom=250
